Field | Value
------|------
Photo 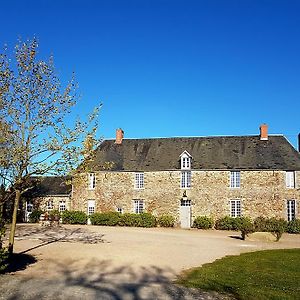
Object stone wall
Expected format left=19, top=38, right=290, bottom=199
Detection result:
left=34, top=195, right=71, bottom=212
left=71, top=170, right=300, bottom=224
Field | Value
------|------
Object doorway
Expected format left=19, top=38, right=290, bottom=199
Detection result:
left=25, top=200, right=33, bottom=222
left=180, top=199, right=191, bottom=228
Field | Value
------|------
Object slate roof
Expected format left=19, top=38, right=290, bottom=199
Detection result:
left=28, top=176, right=71, bottom=196
left=89, top=135, right=300, bottom=171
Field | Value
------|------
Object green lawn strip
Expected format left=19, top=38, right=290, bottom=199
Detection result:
left=177, top=249, right=300, bottom=300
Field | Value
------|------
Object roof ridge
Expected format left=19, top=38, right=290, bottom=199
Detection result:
left=105, top=134, right=284, bottom=141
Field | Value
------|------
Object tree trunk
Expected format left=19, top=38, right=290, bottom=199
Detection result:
left=8, top=190, right=21, bottom=254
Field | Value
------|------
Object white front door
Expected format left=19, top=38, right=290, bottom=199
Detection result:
left=25, top=200, right=33, bottom=222
left=87, top=200, right=95, bottom=225
left=180, top=199, right=191, bottom=228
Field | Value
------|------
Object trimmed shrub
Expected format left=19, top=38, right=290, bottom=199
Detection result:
left=140, top=213, right=157, bottom=228
left=61, top=210, right=88, bottom=224
left=215, top=216, right=241, bottom=231
left=90, top=212, right=121, bottom=226
left=287, top=219, right=300, bottom=234
left=118, top=213, right=141, bottom=227
left=118, top=213, right=157, bottom=227
left=254, top=217, right=269, bottom=232
left=193, top=216, right=214, bottom=229
left=266, top=218, right=287, bottom=241
left=29, top=209, right=43, bottom=223
left=158, top=215, right=175, bottom=227
left=239, top=217, right=254, bottom=240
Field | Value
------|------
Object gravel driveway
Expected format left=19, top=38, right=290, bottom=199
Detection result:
left=0, top=224, right=299, bottom=299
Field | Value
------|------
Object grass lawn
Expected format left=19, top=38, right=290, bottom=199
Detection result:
left=177, top=249, right=300, bottom=300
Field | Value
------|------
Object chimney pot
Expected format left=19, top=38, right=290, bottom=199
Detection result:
left=260, top=124, right=268, bottom=141
left=115, top=128, right=124, bottom=144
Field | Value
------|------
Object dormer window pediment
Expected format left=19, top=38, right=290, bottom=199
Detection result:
left=180, top=151, right=192, bottom=170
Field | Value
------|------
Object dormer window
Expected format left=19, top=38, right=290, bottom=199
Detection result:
left=180, top=151, right=192, bottom=170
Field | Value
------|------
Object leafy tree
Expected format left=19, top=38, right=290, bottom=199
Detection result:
left=0, top=38, right=100, bottom=254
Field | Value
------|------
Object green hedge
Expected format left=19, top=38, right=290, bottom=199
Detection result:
left=90, top=212, right=121, bottom=226
left=118, top=213, right=157, bottom=227
left=158, top=215, right=175, bottom=227
left=213, top=216, right=292, bottom=241
left=29, top=209, right=43, bottom=223
left=140, top=213, right=157, bottom=228
left=214, top=216, right=242, bottom=231
left=193, top=216, right=214, bottom=229
left=287, top=219, right=300, bottom=234
left=90, top=212, right=157, bottom=228
left=61, top=210, right=87, bottom=224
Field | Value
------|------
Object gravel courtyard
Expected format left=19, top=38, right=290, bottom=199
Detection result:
left=0, top=224, right=299, bottom=300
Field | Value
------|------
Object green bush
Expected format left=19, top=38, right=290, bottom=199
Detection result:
left=118, top=213, right=157, bottom=227
left=266, top=218, right=287, bottom=241
left=118, top=213, right=140, bottom=227
left=254, top=216, right=269, bottom=232
left=215, top=216, right=241, bottom=231
left=287, top=219, right=300, bottom=234
left=158, top=215, right=175, bottom=227
left=61, top=210, right=87, bottom=224
left=239, top=217, right=254, bottom=240
left=193, top=216, right=214, bottom=229
left=29, top=209, right=43, bottom=223
left=139, top=213, right=157, bottom=227
left=90, top=212, right=121, bottom=226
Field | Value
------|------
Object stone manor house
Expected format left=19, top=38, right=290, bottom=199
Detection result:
left=26, top=124, right=300, bottom=228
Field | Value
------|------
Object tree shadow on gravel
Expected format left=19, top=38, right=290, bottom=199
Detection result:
left=0, top=259, right=233, bottom=300
left=1, top=253, right=37, bottom=274
left=5, top=225, right=106, bottom=255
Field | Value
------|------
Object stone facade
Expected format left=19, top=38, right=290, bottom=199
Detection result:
left=71, top=170, right=300, bottom=225
left=37, top=195, right=71, bottom=212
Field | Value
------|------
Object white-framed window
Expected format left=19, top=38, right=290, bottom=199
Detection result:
left=286, top=171, right=295, bottom=188
left=180, top=151, right=192, bottom=170
left=133, top=199, right=144, bottom=214
left=87, top=200, right=95, bottom=215
left=287, top=200, right=296, bottom=221
left=59, top=200, right=66, bottom=212
left=88, top=173, right=96, bottom=190
left=230, top=199, right=241, bottom=218
left=134, top=172, right=144, bottom=189
left=181, top=199, right=191, bottom=206
left=230, top=171, right=240, bottom=188
left=46, top=200, right=53, bottom=211
left=116, top=207, right=123, bottom=214
left=181, top=171, right=191, bottom=188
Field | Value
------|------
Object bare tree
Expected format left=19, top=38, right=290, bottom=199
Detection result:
left=0, top=38, right=100, bottom=254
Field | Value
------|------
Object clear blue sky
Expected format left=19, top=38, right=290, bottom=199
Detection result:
left=1, top=0, right=300, bottom=148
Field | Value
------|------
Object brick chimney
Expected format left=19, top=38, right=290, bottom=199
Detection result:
left=115, top=128, right=124, bottom=144
left=260, top=124, right=268, bottom=141
left=298, top=133, right=300, bottom=152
